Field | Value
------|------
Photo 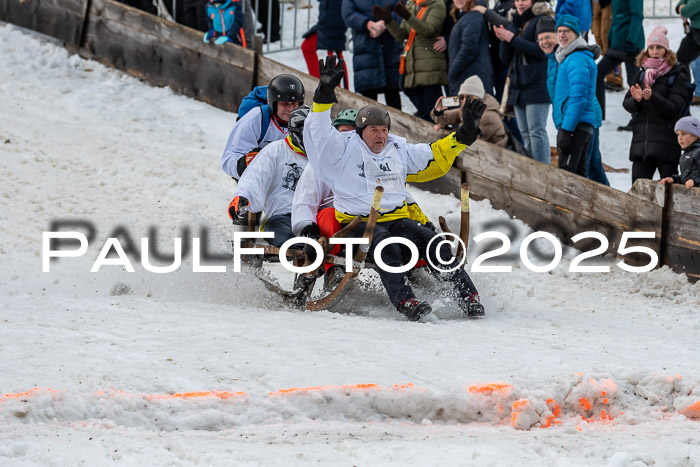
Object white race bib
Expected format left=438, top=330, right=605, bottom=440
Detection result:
left=361, top=144, right=404, bottom=195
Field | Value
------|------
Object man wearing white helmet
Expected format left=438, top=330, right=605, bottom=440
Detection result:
left=303, top=55, right=487, bottom=322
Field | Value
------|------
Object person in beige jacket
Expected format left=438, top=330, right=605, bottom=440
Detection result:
left=430, top=75, right=508, bottom=147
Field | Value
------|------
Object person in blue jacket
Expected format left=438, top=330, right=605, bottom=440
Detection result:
left=539, top=15, right=608, bottom=184
left=203, top=0, right=245, bottom=45
left=447, top=0, right=493, bottom=97
left=551, top=14, right=602, bottom=177
left=342, top=0, right=403, bottom=109
left=554, top=0, right=591, bottom=37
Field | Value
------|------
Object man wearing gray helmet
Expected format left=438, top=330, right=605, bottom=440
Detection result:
left=303, top=55, right=487, bottom=322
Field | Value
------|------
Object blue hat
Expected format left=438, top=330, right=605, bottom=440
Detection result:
left=555, top=14, right=581, bottom=34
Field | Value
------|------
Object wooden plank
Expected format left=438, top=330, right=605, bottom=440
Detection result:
left=663, top=243, right=700, bottom=281
left=667, top=184, right=700, bottom=217
left=665, top=211, right=700, bottom=248
left=0, top=0, right=88, bottom=45
left=79, top=0, right=255, bottom=111
left=628, top=178, right=666, bottom=207
left=458, top=142, right=661, bottom=230
left=465, top=171, right=661, bottom=266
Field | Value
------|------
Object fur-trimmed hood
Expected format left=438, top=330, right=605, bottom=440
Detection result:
left=507, top=1, right=554, bottom=22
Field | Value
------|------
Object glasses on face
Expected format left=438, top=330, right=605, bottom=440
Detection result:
left=556, top=29, right=573, bottom=35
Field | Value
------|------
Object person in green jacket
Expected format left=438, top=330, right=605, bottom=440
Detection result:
left=372, top=0, right=448, bottom=121
left=676, top=0, right=700, bottom=64
left=595, top=0, right=644, bottom=121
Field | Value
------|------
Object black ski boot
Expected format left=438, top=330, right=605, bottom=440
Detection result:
left=398, top=298, right=432, bottom=322
left=323, top=265, right=345, bottom=292
left=291, top=271, right=320, bottom=309
left=460, top=293, right=485, bottom=319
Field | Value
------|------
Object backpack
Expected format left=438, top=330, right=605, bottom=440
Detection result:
left=236, top=86, right=271, bottom=144
left=667, top=72, right=696, bottom=118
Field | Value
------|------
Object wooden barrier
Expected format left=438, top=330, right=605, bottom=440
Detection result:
left=2, top=0, right=698, bottom=281
left=0, top=0, right=88, bottom=46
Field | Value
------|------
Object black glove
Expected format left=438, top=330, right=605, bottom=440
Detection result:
left=556, top=128, right=574, bottom=155
left=314, top=55, right=345, bottom=104
left=228, top=196, right=250, bottom=224
left=424, top=221, right=437, bottom=232
left=454, top=97, right=486, bottom=146
left=393, top=2, right=411, bottom=20
left=372, top=3, right=394, bottom=23
left=300, top=223, right=321, bottom=262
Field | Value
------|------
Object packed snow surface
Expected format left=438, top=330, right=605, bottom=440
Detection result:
left=1, top=18, right=699, bottom=466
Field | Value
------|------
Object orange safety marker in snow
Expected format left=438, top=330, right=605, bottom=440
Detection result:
left=0, top=388, right=58, bottom=401
left=541, top=398, right=562, bottom=428
left=269, top=383, right=415, bottom=396
left=680, top=401, right=700, bottom=419
left=467, top=383, right=512, bottom=394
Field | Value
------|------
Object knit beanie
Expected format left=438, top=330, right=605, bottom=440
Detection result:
left=646, top=26, right=670, bottom=51
left=458, top=75, right=485, bottom=99
left=675, top=116, right=700, bottom=138
left=555, top=14, right=580, bottom=34
left=536, top=16, right=556, bottom=36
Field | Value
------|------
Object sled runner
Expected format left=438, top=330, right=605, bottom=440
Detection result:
left=232, top=181, right=473, bottom=314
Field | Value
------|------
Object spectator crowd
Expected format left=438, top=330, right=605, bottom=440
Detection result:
left=300, top=0, right=699, bottom=186
left=121, top=0, right=700, bottom=187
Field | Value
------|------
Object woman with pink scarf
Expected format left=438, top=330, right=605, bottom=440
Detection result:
left=622, top=26, right=692, bottom=183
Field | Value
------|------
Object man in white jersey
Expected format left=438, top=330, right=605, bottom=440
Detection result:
left=302, top=55, right=487, bottom=321
left=221, top=74, right=305, bottom=180
left=228, top=106, right=311, bottom=247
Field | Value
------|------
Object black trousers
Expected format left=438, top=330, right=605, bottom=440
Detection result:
left=349, top=217, right=478, bottom=307
left=631, top=159, right=678, bottom=183
left=558, top=128, right=592, bottom=177
left=358, top=88, right=403, bottom=111
left=255, top=0, right=280, bottom=42
left=677, top=28, right=700, bottom=65
left=596, top=50, right=639, bottom=120
left=181, top=0, right=208, bottom=32
left=402, top=85, right=444, bottom=122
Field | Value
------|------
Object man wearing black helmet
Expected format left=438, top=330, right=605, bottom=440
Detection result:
left=222, top=74, right=305, bottom=180
left=227, top=106, right=311, bottom=247
left=303, top=55, right=487, bottom=322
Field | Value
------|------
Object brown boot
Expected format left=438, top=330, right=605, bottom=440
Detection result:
left=605, top=67, right=624, bottom=91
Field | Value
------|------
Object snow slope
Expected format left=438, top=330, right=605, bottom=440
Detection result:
left=1, top=21, right=699, bottom=466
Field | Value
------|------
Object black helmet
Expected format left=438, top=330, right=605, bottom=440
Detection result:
left=267, top=74, right=305, bottom=115
left=288, top=105, right=310, bottom=153
left=355, top=105, right=391, bottom=135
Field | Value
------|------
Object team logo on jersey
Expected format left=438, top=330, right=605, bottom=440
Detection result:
left=357, top=162, right=366, bottom=178
left=282, top=163, right=304, bottom=191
